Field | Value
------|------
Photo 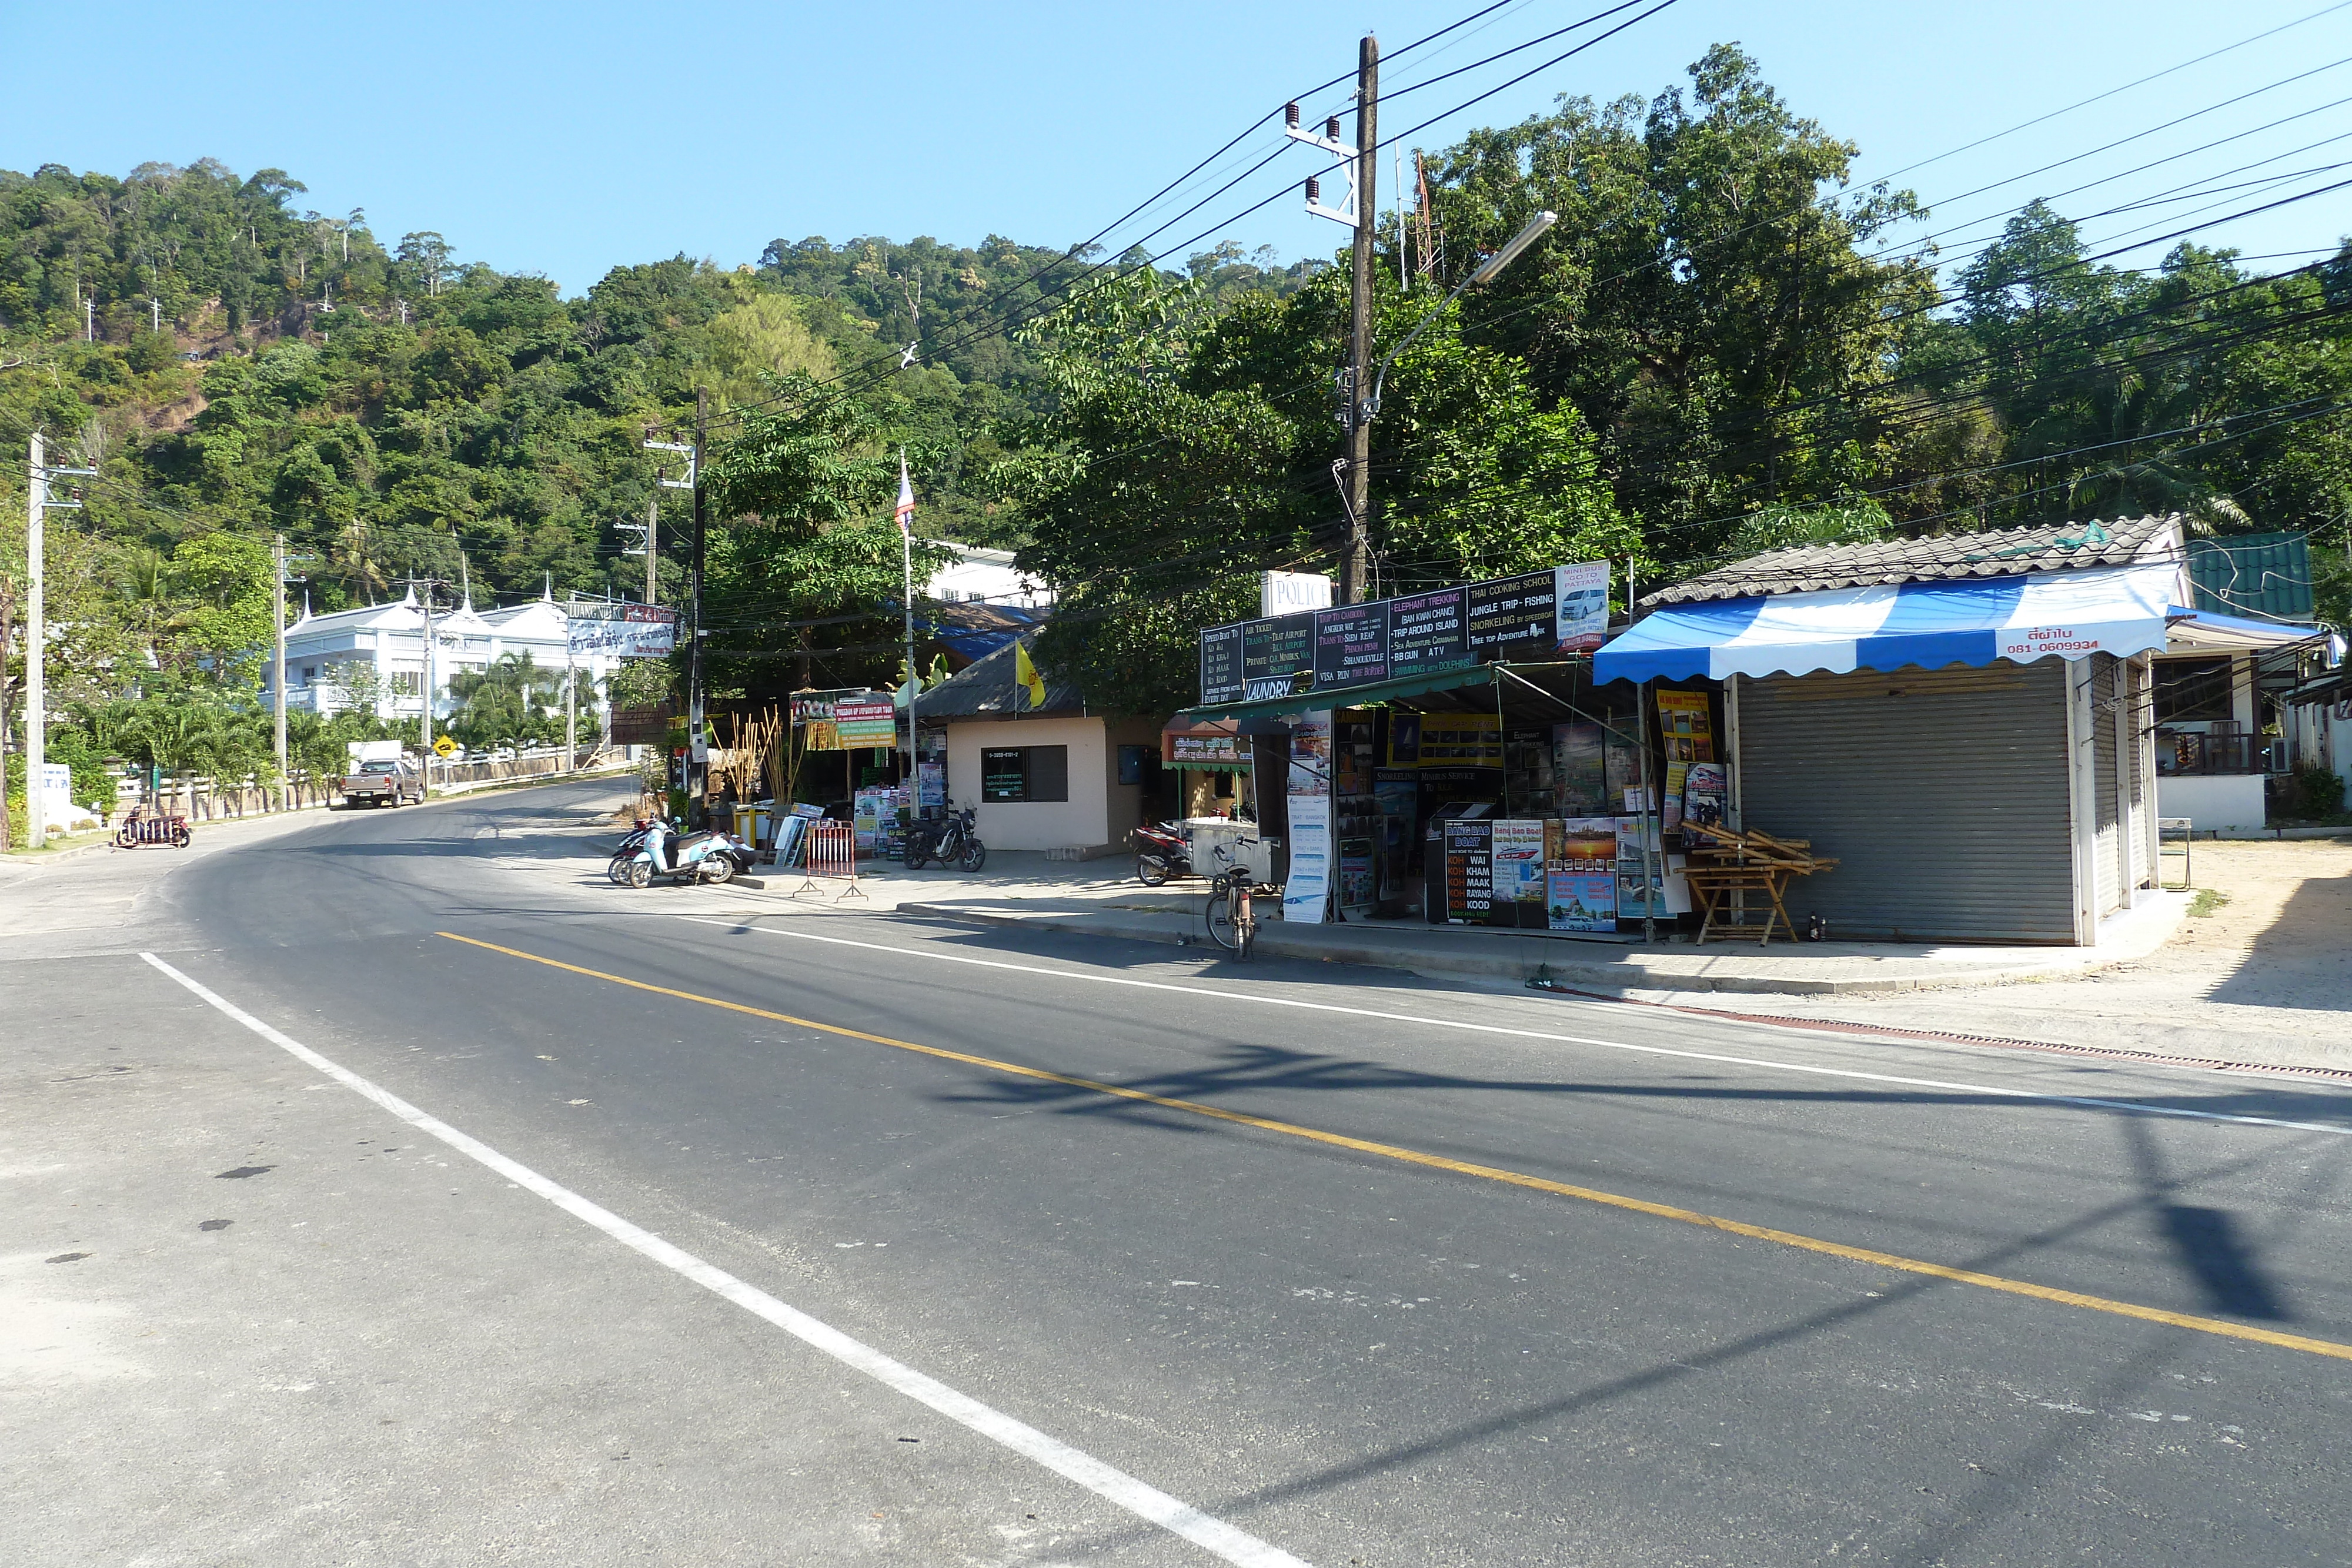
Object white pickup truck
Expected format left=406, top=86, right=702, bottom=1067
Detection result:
left=332, top=758, right=425, bottom=808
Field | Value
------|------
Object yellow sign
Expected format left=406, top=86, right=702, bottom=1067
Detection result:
left=433, top=735, right=458, bottom=758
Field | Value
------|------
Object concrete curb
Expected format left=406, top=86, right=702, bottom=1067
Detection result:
left=890, top=901, right=2163, bottom=997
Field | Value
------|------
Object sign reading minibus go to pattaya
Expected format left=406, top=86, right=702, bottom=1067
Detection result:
left=1196, top=561, right=1610, bottom=706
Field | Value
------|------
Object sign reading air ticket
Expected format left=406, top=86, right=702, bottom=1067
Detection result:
left=1312, top=601, right=1391, bottom=691
left=1385, top=587, right=1471, bottom=675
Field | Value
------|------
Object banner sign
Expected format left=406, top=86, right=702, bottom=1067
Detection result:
left=1169, top=733, right=1248, bottom=766
left=1313, top=602, right=1390, bottom=691
left=567, top=603, right=678, bottom=658
left=1385, top=587, right=1471, bottom=677
left=1195, top=561, right=1610, bottom=704
left=793, top=691, right=897, bottom=750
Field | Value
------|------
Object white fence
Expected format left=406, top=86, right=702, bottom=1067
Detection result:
left=110, top=747, right=627, bottom=823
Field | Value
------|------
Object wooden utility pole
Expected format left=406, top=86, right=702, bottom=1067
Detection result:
left=1341, top=34, right=1379, bottom=606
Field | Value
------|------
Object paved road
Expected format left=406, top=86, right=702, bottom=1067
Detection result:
left=7, top=778, right=2351, bottom=1566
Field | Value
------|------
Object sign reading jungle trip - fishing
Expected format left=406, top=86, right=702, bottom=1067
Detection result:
left=1194, top=561, right=1610, bottom=704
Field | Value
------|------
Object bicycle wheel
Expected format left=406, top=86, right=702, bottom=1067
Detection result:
left=1204, top=888, right=1238, bottom=950
left=1232, top=903, right=1257, bottom=959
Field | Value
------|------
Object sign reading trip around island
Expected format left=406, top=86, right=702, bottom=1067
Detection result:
left=1194, top=561, right=1611, bottom=704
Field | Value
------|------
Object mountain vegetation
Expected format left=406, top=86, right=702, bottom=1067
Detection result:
left=4, top=42, right=2348, bottom=758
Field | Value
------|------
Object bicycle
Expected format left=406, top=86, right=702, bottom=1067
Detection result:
left=1202, top=862, right=1263, bottom=959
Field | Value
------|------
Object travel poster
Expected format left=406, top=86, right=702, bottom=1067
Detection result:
left=1683, top=761, right=1728, bottom=830
left=1492, top=818, right=1548, bottom=929
left=1288, top=709, right=1332, bottom=797
left=1282, top=794, right=1333, bottom=925
left=1553, top=560, right=1612, bottom=653
left=1546, top=817, right=1617, bottom=932
left=1442, top=819, right=1494, bottom=924
left=1662, top=761, right=1689, bottom=833
left=1655, top=689, right=1715, bottom=762
left=1551, top=721, right=1607, bottom=814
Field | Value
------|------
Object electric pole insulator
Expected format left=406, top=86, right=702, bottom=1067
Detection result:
left=1306, top=177, right=1321, bottom=203
left=1325, top=117, right=1341, bottom=141
left=1285, top=102, right=1299, bottom=128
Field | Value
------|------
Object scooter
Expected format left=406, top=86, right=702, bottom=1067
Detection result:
left=616, top=818, right=757, bottom=888
left=1134, top=820, right=1192, bottom=886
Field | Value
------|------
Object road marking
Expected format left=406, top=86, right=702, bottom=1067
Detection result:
left=435, top=931, right=2352, bottom=1365
left=673, top=915, right=2352, bottom=1138
left=138, top=952, right=1311, bottom=1568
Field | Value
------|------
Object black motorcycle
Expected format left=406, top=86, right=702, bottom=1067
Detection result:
left=903, top=805, right=986, bottom=873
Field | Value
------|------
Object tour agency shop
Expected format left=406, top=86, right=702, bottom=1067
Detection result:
left=1180, top=517, right=2197, bottom=948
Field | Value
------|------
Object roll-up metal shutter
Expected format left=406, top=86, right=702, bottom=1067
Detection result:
left=2093, top=655, right=2123, bottom=915
left=1737, top=660, right=2076, bottom=942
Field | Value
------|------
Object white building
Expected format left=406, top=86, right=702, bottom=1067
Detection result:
left=924, top=543, right=1053, bottom=610
left=261, top=585, right=617, bottom=727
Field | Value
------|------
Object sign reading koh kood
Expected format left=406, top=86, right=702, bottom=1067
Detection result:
left=1197, top=561, right=1610, bottom=706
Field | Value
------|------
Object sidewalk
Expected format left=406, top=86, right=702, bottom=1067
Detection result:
left=716, top=850, right=2193, bottom=997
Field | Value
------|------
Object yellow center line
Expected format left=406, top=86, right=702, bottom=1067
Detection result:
left=436, top=930, right=2352, bottom=1364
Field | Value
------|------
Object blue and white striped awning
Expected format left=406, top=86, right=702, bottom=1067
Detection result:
left=1594, top=564, right=2180, bottom=685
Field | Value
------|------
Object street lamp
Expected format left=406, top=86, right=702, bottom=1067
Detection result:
left=1361, top=209, right=1555, bottom=424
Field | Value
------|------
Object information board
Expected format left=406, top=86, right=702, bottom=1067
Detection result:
left=1241, top=613, right=1315, bottom=700
left=1443, top=819, right=1494, bottom=924
left=1385, top=587, right=1470, bottom=676
left=1312, top=602, right=1390, bottom=691
left=1199, top=623, right=1247, bottom=707
left=1465, top=570, right=1559, bottom=653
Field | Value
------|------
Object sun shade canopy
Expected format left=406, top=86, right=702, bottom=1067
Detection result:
left=1594, top=564, right=2179, bottom=685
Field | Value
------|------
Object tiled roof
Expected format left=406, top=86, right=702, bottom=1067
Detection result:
left=914, top=636, right=1085, bottom=721
left=1643, top=513, right=2180, bottom=606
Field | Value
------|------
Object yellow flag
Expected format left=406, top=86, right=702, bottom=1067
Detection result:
left=1013, top=640, right=1047, bottom=710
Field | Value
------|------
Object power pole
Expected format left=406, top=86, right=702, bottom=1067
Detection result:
left=689, top=387, right=709, bottom=829
left=419, top=578, right=435, bottom=797
left=1344, top=34, right=1379, bottom=605
left=273, top=534, right=288, bottom=810
left=22, top=435, right=39, bottom=850
left=23, top=434, right=95, bottom=851
left=643, top=492, right=659, bottom=604
left=1288, top=38, right=1379, bottom=605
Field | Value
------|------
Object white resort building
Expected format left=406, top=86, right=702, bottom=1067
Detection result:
left=260, top=585, right=619, bottom=729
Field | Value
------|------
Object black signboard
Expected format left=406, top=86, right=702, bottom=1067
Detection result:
left=1465, top=569, right=1558, bottom=652
left=1385, top=587, right=1470, bottom=676
left=1240, top=613, right=1315, bottom=700
left=1314, top=602, right=1389, bottom=691
left=1199, top=623, right=1246, bottom=706
left=1443, top=819, right=1493, bottom=924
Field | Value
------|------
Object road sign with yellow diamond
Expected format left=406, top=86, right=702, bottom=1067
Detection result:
left=433, top=735, right=458, bottom=758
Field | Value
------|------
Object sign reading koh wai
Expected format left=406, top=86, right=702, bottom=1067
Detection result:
left=1197, top=561, right=1611, bottom=706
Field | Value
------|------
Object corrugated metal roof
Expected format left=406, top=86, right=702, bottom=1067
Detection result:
left=2185, top=532, right=2314, bottom=621
left=914, top=636, right=1085, bottom=721
left=1643, top=513, right=2180, bottom=606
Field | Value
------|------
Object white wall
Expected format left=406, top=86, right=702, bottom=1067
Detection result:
left=2156, top=773, right=2267, bottom=832
left=947, top=716, right=1111, bottom=851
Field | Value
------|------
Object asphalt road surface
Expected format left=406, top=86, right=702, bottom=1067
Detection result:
left=7, top=777, right=2350, bottom=1567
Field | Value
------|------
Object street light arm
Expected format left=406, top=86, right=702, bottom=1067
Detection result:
left=1363, top=210, right=1555, bottom=424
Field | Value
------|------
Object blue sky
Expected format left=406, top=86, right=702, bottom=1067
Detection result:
left=7, top=1, right=2348, bottom=295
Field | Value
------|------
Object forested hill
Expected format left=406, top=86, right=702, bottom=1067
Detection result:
left=0, top=156, right=1320, bottom=626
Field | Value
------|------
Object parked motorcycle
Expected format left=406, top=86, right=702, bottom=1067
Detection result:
left=606, top=817, right=664, bottom=884
left=615, top=818, right=758, bottom=888
left=1133, top=820, right=1193, bottom=886
left=902, top=804, right=986, bottom=873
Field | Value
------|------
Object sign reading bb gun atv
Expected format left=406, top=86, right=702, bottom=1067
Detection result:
left=567, top=604, right=679, bottom=658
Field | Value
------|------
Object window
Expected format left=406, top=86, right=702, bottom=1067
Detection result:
left=981, top=745, right=1068, bottom=803
left=2154, top=657, right=2234, bottom=722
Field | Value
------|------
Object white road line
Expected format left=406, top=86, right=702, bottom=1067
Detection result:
left=673, top=917, right=2352, bottom=1139
left=139, top=951, right=1312, bottom=1568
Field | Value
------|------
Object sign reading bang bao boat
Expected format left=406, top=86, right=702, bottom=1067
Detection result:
left=1312, top=602, right=1390, bottom=691
left=566, top=603, right=679, bottom=658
